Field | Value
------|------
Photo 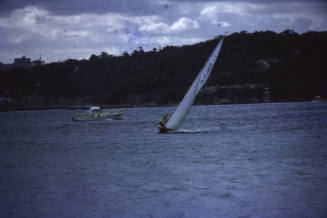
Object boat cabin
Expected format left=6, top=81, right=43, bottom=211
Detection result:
left=89, top=106, right=102, bottom=114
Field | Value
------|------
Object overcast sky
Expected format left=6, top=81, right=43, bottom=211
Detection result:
left=0, top=0, right=326, bottom=63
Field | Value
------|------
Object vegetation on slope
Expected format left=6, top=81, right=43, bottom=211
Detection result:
left=1, top=30, right=326, bottom=109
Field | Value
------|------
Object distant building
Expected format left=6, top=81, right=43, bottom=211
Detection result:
left=0, top=55, right=45, bottom=71
left=31, top=55, right=45, bottom=67
left=13, top=56, right=31, bottom=68
left=0, top=63, right=13, bottom=72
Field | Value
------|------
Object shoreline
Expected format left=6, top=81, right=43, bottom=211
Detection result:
left=0, top=99, right=321, bottom=112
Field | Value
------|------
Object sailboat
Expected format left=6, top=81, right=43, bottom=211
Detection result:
left=158, top=36, right=224, bottom=133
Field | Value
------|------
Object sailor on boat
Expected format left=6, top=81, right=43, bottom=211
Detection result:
left=157, top=113, right=169, bottom=133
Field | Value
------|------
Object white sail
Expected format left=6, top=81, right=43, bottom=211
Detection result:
left=165, top=37, right=224, bottom=130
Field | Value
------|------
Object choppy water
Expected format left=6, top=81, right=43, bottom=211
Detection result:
left=1, top=102, right=327, bottom=218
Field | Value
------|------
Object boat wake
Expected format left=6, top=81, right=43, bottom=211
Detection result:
left=168, top=127, right=218, bottom=134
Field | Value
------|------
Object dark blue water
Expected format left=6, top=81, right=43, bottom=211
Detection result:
left=1, top=102, right=327, bottom=217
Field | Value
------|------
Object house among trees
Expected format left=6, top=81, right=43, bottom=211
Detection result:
left=31, top=55, right=45, bottom=67
left=13, top=56, right=31, bottom=68
left=13, top=55, right=45, bottom=68
left=0, top=55, right=45, bottom=71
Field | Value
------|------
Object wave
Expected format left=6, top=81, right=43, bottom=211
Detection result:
left=168, top=127, right=220, bottom=134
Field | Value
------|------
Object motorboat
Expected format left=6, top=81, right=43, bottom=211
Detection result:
left=72, top=106, right=125, bottom=121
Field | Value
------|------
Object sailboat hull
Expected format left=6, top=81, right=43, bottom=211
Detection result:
left=157, top=125, right=174, bottom=134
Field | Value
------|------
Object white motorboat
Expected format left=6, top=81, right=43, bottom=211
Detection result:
left=72, top=107, right=125, bottom=121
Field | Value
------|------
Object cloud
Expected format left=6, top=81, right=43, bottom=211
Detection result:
left=199, top=2, right=267, bottom=25
left=0, top=6, right=94, bottom=44
left=171, top=17, right=199, bottom=31
left=0, top=0, right=161, bottom=16
left=217, top=21, right=230, bottom=27
left=197, top=1, right=327, bottom=32
left=0, top=0, right=327, bottom=63
left=140, top=17, right=199, bottom=33
left=0, top=5, right=204, bottom=63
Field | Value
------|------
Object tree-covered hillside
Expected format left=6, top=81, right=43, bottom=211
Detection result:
left=1, top=30, right=327, bottom=109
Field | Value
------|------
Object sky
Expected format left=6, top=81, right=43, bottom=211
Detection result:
left=0, top=0, right=326, bottom=64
